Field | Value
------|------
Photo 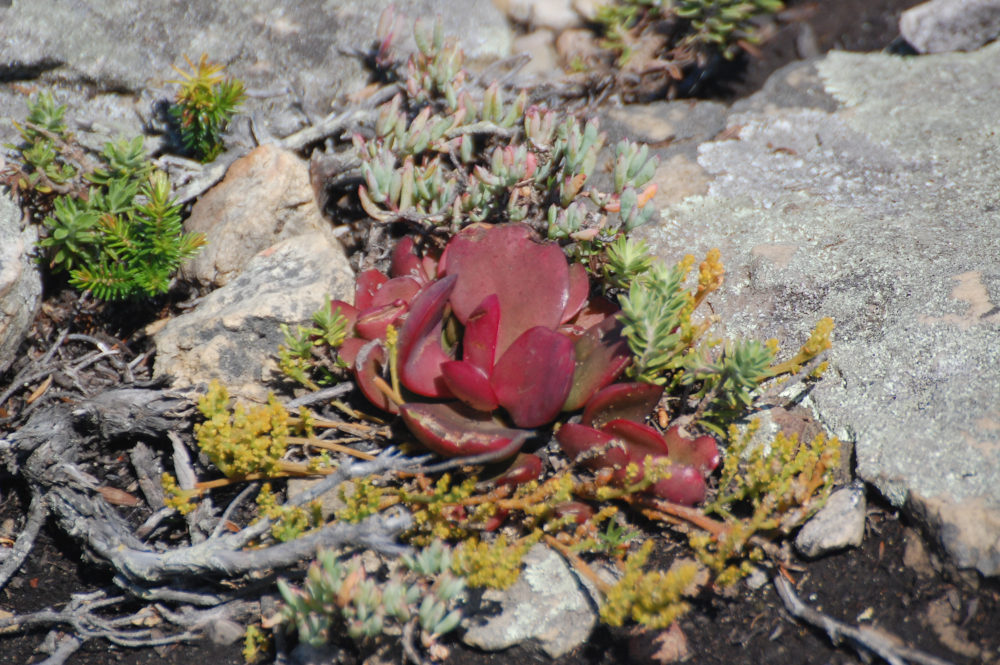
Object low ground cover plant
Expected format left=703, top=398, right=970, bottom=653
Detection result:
left=155, top=15, right=838, bottom=662
left=1, top=54, right=243, bottom=299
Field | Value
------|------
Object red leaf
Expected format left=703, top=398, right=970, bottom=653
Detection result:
left=441, top=224, right=569, bottom=356
left=563, top=317, right=632, bottom=412
left=400, top=401, right=527, bottom=458
left=397, top=276, right=457, bottom=398
left=368, top=275, right=421, bottom=309
left=495, top=453, right=543, bottom=486
left=346, top=338, right=398, bottom=414
left=563, top=294, right=619, bottom=333
left=492, top=326, right=575, bottom=428
left=600, top=419, right=670, bottom=460
left=561, top=262, right=591, bottom=324
left=354, top=301, right=408, bottom=341
left=328, top=300, right=359, bottom=334
left=556, top=422, right=630, bottom=470
left=390, top=236, right=438, bottom=282
left=441, top=360, right=499, bottom=411
left=462, top=294, right=500, bottom=372
left=355, top=269, right=388, bottom=310
left=662, top=426, right=721, bottom=474
left=650, top=466, right=708, bottom=505
left=582, top=381, right=663, bottom=429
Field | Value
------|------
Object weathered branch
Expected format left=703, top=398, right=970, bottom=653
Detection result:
left=773, top=575, right=956, bottom=665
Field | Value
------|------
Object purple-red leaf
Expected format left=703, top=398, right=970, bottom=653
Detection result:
left=354, top=301, right=408, bottom=341
left=555, top=422, right=630, bottom=470
left=397, top=276, right=457, bottom=398
left=495, top=453, right=543, bottom=486
left=355, top=269, right=388, bottom=310
left=563, top=317, right=632, bottom=413
left=491, top=326, right=575, bottom=428
left=650, top=466, right=708, bottom=506
left=441, top=360, right=499, bottom=411
left=600, top=419, right=670, bottom=461
left=441, top=224, right=569, bottom=356
left=327, top=300, right=359, bottom=335
left=400, top=401, right=527, bottom=458
left=462, top=294, right=500, bottom=372
left=342, top=338, right=397, bottom=414
left=562, top=262, right=590, bottom=324
left=390, top=236, right=437, bottom=282
left=582, top=381, right=663, bottom=429
left=663, top=426, right=721, bottom=475
left=368, top=275, right=422, bottom=309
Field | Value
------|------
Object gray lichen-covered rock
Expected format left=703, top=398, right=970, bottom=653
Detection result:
left=640, top=44, right=1000, bottom=576
left=462, top=544, right=597, bottom=657
left=152, top=231, right=354, bottom=401
left=0, top=189, right=42, bottom=375
left=900, top=0, right=1000, bottom=53
left=180, top=144, right=339, bottom=287
left=0, top=0, right=512, bottom=150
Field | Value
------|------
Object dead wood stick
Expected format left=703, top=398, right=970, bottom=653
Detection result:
left=773, top=575, right=956, bottom=665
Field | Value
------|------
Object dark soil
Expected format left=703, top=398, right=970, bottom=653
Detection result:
left=6, top=1, right=990, bottom=665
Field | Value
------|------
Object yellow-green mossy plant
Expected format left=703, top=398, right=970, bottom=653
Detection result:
left=600, top=540, right=701, bottom=629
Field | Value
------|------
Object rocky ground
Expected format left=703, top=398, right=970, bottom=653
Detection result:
left=2, top=1, right=999, bottom=664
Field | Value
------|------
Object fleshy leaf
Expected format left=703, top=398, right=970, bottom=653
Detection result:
left=563, top=316, right=632, bottom=412
left=462, top=294, right=500, bottom=372
left=494, top=453, right=543, bottom=486
left=442, top=224, right=569, bottom=356
left=397, top=275, right=457, bottom=398
left=600, top=419, right=670, bottom=461
left=650, top=466, right=708, bottom=506
left=562, top=294, right=619, bottom=333
left=328, top=300, right=359, bottom=334
left=561, top=262, right=590, bottom=324
left=390, top=236, right=436, bottom=282
left=441, top=360, right=499, bottom=411
left=400, top=401, right=527, bottom=458
left=355, top=301, right=408, bottom=341
left=662, top=426, right=720, bottom=474
left=491, top=326, right=575, bottom=428
left=355, top=269, right=389, bottom=310
left=556, top=422, right=630, bottom=469
left=581, top=381, right=663, bottom=429
left=368, top=275, right=422, bottom=309
left=343, top=338, right=398, bottom=414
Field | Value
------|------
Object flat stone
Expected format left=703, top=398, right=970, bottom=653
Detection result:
left=461, top=544, right=596, bottom=657
left=152, top=231, right=354, bottom=401
left=180, top=144, right=339, bottom=287
left=0, top=189, right=42, bottom=375
left=0, top=0, right=512, bottom=150
left=795, top=482, right=867, bottom=558
left=639, top=44, right=1000, bottom=576
left=900, top=0, right=1000, bottom=53
left=510, top=30, right=560, bottom=82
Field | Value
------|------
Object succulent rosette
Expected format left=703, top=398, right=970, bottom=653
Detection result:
left=329, top=223, right=719, bottom=504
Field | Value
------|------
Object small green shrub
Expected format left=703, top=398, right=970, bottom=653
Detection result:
left=5, top=92, right=206, bottom=300
left=169, top=53, right=246, bottom=162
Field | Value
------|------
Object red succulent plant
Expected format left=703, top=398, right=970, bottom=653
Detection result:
left=328, top=223, right=719, bottom=505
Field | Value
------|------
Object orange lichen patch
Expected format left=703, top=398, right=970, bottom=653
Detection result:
left=919, top=270, right=1000, bottom=330
left=750, top=243, right=799, bottom=269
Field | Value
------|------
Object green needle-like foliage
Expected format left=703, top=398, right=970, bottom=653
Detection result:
left=9, top=91, right=206, bottom=300
left=61, top=171, right=205, bottom=300
left=169, top=53, right=246, bottom=162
